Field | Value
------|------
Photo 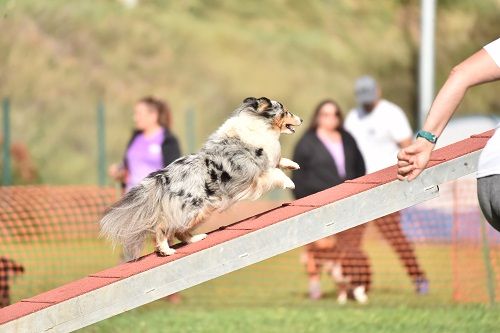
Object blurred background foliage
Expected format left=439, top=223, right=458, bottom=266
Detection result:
left=0, top=0, right=499, bottom=184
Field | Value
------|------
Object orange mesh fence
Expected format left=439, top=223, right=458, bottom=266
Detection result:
left=356, top=178, right=500, bottom=304
left=0, top=185, right=118, bottom=306
left=1, top=180, right=498, bottom=307
left=449, top=179, right=500, bottom=303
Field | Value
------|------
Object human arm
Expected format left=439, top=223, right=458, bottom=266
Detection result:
left=388, top=104, right=413, bottom=149
left=344, top=130, right=366, bottom=178
left=353, top=141, right=366, bottom=178
left=398, top=47, right=500, bottom=181
left=162, top=134, right=182, bottom=167
left=108, top=163, right=127, bottom=182
left=398, top=138, right=412, bottom=149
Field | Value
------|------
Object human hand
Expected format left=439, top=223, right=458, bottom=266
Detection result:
left=397, top=138, right=435, bottom=181
left=108, top=163, right=126, bottom=182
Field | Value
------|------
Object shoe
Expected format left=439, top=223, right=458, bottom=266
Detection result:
left=309, top=280, right=322, bottom=300
left=331, top=262, right=345, bottom=283
left=165, top=293, right=182, bottom=304
left=415, top=277, right=429, bottom=295
left=337, top=291, right=348, bottom=305
left=352, top=285, right=368, bottom=304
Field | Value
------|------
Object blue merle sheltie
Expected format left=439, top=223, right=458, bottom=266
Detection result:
left=100, top=97, right=302, bottom=260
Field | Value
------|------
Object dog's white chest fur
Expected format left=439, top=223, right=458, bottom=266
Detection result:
left=253, top=136, right=281, bottom=166
left=216, top=115, right=281, bottom=167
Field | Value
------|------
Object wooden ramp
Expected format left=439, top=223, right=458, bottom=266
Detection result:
left=0, top=130, right=493, bottom=333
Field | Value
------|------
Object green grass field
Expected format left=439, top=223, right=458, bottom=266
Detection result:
left=81, top=244, right=498, bottom=333
left=82, top=302, right=499, bottom=333
left=4, top=237, right=499, bottom=332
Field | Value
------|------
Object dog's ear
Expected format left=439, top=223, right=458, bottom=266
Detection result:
left=256, top=97, right=272, bottom=112
left=243, top=97, right=258, bottom=110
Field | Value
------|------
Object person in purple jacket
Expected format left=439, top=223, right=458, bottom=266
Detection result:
left=109, top=96, right=181, bottom=192
left=109, top=96, right=182, bottom=303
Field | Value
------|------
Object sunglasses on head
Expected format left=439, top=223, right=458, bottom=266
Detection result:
left=319, top=112, right=340, bottom=117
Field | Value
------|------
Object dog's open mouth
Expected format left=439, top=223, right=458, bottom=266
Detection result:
left=285, top=124, right=296, bottom=133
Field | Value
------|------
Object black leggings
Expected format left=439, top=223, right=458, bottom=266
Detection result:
left=477, top=175, right=500, bottom=232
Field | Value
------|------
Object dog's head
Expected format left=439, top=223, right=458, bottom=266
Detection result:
left=240, top=97, right=302, bottom=134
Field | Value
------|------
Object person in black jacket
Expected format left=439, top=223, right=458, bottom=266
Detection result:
left=292, top=99, right=371, bottom=304
left=109, top=96, right=181, bottom=192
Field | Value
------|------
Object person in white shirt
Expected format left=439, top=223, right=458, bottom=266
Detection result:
left=398, top=38, right=500, bottom=230
left=345, top=76, right=429, bottom=294
left=345, top=77, right=413, bottom=173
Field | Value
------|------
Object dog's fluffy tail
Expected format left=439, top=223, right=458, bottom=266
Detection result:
left=99, top=177, right=165, bottom=261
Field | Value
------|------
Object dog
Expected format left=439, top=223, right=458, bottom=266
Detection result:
left=100, top=97, right=302, bottom=260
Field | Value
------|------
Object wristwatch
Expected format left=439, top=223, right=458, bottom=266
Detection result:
left=416, top=130, right=438, bottom=144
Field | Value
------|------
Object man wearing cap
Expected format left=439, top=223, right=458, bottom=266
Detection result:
left=344, top=76, right=429, bottom=294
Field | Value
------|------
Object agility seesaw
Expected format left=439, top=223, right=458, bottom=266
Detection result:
left=0, top=130, right=493, bottom=333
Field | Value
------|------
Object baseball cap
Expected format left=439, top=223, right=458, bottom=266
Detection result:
left=355, top=75, right=378, bottom=105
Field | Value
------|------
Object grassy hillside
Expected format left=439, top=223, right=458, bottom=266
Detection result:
left=0, top=0, right=499, bottom=184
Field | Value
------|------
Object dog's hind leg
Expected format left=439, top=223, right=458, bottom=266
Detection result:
left=189, top=233, right=207, bottom=243
left=122, top=236, right=144, bottom=261
left=155, top=225, right=176, bottom=256
left=175, top=230, right=207, bottom=244
left=180, top=208, right=213, bottom=243
left=175, top=230, right=192, bottom=243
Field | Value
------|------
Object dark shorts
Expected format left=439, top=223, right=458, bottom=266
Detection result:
left=477, top=174, right=500, bottom=232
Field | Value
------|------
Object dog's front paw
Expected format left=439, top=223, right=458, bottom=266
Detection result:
left=282, top=177, right=295, bottom=190
left=285, top=161, right=300, bottom=170
left=279, top=158, right=300, bottom=170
